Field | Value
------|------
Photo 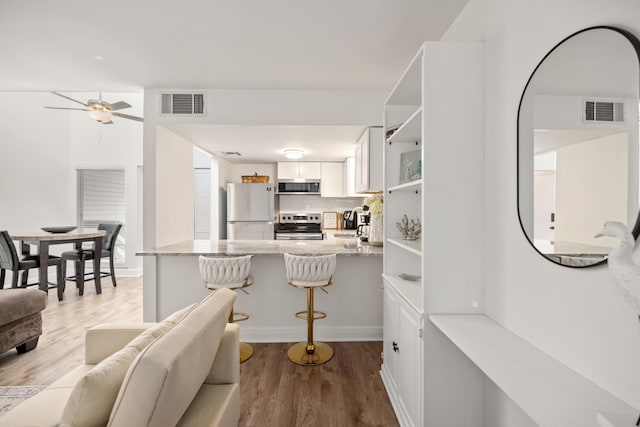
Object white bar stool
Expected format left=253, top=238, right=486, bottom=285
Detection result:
left=284, top=253, right=336, bottom=366
left=199, top=255, right=254, bottom=363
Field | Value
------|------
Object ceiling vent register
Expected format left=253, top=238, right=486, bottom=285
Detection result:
left=161, top=92, right=205, bottom=115
left=584, top=99, right=624, bottom=123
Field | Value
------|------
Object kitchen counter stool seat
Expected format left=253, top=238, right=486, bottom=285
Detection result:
left=284, top=253, right=336, bottom=366
left=199, top=255, right=254, bottom=362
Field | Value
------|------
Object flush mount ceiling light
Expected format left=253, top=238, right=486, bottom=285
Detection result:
left=284, top=149, right=304, bottom=159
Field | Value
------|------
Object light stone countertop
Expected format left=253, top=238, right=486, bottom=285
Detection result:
left=138, top=237, right=382, bottom=256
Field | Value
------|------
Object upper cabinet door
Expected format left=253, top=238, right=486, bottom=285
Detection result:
left=298, top=162, right=321, bottom=179
left=355, top=127, right=383, bottom=193
left=321, top=162, right=344, bottom=197
left=277, top=162, right=321, bottom=180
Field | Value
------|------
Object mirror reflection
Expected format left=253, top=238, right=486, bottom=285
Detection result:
left=518, top=27, right=640, bottom=267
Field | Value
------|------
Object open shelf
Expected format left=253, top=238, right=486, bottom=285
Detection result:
left=386, top=237, right=421, bottom=256
left=429, top=314, right=637, bottom=427
left=387, top=179, right=422, bottom=193
left=385, top=47, right=423, bottom=106
left=387, top=107, right=422, bottom=144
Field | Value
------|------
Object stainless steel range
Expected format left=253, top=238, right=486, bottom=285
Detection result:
left=275, top=213, right=324, bottom=240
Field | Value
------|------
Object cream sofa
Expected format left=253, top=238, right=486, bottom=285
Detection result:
left=0, top=288, right=240, bottom=427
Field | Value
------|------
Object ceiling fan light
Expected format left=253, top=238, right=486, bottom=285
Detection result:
left=284, top=149, right=304, bottom=159
left=88, top=109, right=112, bottom=123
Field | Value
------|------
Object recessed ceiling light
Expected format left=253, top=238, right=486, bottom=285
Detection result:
left=284, top=149, right=304, bottom=159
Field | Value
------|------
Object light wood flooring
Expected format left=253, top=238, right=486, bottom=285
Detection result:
left=0, top=276, right=399, bottom=426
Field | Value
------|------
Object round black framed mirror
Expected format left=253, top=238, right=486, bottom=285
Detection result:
left=517, top=26, right=640, bottom=268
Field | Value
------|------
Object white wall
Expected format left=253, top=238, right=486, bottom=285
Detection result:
left=444, top=0, right=640, bottom=420
left=0, top=92, right=143, bottom=275
left=69, top=92, right=144, bottom=272
left=555, top=132, right=628, bottom=247
left=0, top=92, right=74, bottom=233
left=155, top=126, right=194, bottom=247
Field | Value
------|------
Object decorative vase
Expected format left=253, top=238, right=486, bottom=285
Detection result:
left=369, top=214, right=384, bottom=247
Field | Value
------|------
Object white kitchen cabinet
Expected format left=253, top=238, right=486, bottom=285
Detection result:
left=320, top=162, right=343, bottom=197
left=342, top=156, right=361, bottom=197
left=381, top=280, right=423, bottom=427
left=277, top=162, right=321, bottom=180
left=354, top=127, right=383, bottom=193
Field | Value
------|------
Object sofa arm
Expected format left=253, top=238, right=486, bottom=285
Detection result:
left=85, top=323, right=157, bottom=364
left=205, top=323, right=240, bottom=385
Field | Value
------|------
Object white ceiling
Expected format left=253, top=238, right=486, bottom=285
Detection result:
left=1, top=0, right=470, bottom=162
left=164, top=124, right=367, bottom=163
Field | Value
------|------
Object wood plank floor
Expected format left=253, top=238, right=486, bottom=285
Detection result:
left=0, top=276, right=399, bottom=426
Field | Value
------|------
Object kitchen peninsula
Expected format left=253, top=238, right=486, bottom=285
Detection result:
left=139, top=238, right=383, bottom=342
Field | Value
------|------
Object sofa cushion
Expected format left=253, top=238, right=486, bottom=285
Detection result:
left=60, top=319, right=175, bottom=427
left=176, top=383, right=239, bottom=427
left=0, top=289, right=47, bottom=325
left=107, top=288, right=235, bottom=427
left=0, top=387, right=74, bottom=427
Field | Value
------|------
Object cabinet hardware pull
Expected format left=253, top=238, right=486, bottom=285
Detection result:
left=392, top=341, right=399, bottom=352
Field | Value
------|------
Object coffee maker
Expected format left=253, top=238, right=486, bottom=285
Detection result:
left=341, top=210, right=358, bottom=230
left=357, top=213, right=370, bottom=241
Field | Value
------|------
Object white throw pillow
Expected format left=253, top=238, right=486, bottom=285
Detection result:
left=59, top=320, right=174, bottom=427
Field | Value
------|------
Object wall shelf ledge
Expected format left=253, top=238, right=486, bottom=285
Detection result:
left=430, top=314, right=637, bottom=427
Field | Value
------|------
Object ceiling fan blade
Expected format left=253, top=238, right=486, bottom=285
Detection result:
left=44, top=106, right=89, bottom=111
left=112, top=112, right=144, bottom=122
left=108, top=101, right=131, bottom=111
left=50, top=92, right=89, bottom=107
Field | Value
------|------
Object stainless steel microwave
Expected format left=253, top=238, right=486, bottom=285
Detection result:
left=276, top=180, right=321, bottom=194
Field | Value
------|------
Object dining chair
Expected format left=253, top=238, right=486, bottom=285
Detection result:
left=60, top=223, right=122, bottom=295
left=0, top=230, right=64, bottom=299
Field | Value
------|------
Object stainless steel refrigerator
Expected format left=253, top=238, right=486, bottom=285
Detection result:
left=226, top=183, right=275, bottom=240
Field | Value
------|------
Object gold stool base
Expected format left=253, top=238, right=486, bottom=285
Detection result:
left=240, top=342, right=254, bottom=363
left=287, top=341, right=333, bottom=366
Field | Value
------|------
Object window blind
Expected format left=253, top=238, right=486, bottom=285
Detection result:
left=77, top=169, right=126, bottom=264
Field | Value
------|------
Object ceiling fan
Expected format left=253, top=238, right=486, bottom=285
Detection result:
left=44, top=92, right=144, bottom=124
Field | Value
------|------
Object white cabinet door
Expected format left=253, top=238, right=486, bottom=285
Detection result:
left=277, top=162, right=322, bottom=180
left=354, top=132, right=366, bottom=192
left=382, top=280, right=423, bottom=427
left=397, top=302, right=422, bottom=427
left=355, top=127, right=383, bottom=193
left=277, top=162, right=300, bottom=180
left=298, top=162, right=321, bottom=179
left=321, top=162, right=343, bottom=197
left=343, top=156, right=359, bottom=197
left=383, top=283, right=400, bottom=390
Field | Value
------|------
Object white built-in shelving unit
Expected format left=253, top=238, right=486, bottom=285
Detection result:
left=381, top=41, right=486, bottom=427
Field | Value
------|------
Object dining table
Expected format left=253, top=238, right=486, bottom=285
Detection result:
left=11, top=229, right=107, bottom=298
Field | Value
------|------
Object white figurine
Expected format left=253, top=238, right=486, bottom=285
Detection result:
left=596, top=221, right=640, bottom=319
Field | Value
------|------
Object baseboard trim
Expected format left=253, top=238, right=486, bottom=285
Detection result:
left=16, top=268, right=143, bottom=287
left=241, top=326, right=382, bottom=343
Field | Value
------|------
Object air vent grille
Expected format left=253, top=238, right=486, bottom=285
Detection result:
left=161, top=93, right=205, bottom=115
left=584, top=100, right=624, bottom=123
